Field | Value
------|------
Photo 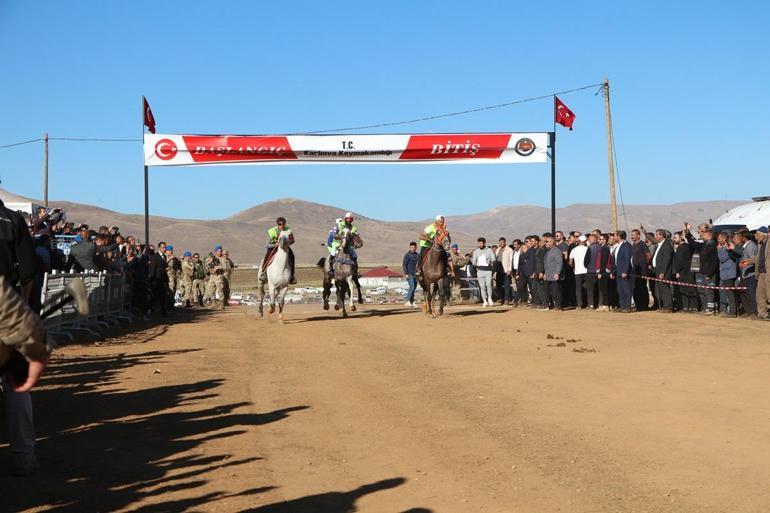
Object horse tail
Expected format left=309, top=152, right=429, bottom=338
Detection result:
left=316, top=257, right=326, bottom=268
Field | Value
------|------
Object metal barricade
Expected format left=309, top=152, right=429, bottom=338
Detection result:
left=39, top=271, right=132, bottom=340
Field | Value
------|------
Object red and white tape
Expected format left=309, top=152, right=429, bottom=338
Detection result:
left=633, top=274, right=747, bottom=291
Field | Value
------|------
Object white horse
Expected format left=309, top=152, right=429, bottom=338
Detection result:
left=258, top=231, right=292, bottom=323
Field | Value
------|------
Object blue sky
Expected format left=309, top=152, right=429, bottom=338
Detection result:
left=1, top=1, right=768, bottom=221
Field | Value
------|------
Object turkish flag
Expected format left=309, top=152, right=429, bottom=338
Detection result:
left=143, top=96, right=156, bottom=134
left=554, top=96, right=575, bottom=131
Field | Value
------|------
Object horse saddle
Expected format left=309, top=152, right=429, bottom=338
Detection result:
left=261, top=247, right=278, bottom=270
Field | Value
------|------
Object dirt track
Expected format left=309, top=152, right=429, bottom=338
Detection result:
left=3, top=303, right=770, bottom=512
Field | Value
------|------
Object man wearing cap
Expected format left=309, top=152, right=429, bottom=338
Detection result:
left=416, top=215, right=454, bottom=278
left=261, top=217, right=296, bottom=284
left=222, top=250, right=235, bottom=303
left=165, top=245, right=180, bottom=305
left=325, top=213, right=359, bottom=278
left=754, top=226, right=770, bottom=320
left=178, top=251, right=195, bottom=308
left=191, top=253, right=207, bottom=307
left=449, top=243, right=469, bottom=303
left=204, top=246, right=226, bottom=309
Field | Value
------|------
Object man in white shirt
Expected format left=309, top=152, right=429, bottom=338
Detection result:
left=569, top=235, right=589, bottom=309
left=495, top=237, right=513, bottom=305
left=472, top=237, right=497, bottom=307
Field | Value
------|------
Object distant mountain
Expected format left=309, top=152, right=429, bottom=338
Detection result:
left=0, top=188, right=745, bottom=265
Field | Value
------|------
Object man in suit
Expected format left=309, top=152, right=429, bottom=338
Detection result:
left=652, top=229, right=675, bottom=312
left=148, top=241, right=169, bottom=318
left=672, top=231, right=696, bottom=312
left=612, top=230, right=634, bottom=313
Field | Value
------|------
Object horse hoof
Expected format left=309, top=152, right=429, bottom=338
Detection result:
left=269, top=305, right=275, bottom=314
left=358, top=299, right=364, bottom=305
left=342, top=312, right=348, bottom=318
left=334, top=304, right=340, bottom=311
left=323, top=302, right=329, bottom=311
left=351, top=305, right=357, bottom=312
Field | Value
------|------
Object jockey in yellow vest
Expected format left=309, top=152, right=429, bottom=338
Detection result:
left=261, top=217, right=296, bottom=284
left=415, top=215, right=454, bottom=277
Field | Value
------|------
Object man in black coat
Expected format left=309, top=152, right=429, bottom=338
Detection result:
left=652, top=229, right=674, bottom=312
left=630, top=229, right=651, bottom=310
left=67, top=228, right=97, bottom=272
left=148, top=241, right=169, bottom=317
left=685, top=223, right=719, bottom=314
left=672, top=231, right=696, bottom=312
left=517, top=240, right=534, bottom=306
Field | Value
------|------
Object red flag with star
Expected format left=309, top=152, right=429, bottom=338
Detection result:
left=143, top=96, right=156, bottom=134
left=554, top=96, right=575, bottom=131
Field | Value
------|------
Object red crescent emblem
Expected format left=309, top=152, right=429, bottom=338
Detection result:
left=154, top=139, right=178, bottom=160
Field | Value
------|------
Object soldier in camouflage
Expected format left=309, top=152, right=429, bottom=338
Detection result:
left=178, top=251, right=195, bottom=308
left=204, top=245, right=226, bottom=309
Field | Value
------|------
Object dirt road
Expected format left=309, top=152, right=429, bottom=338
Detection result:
left=4, top=304, right=770, bottom=512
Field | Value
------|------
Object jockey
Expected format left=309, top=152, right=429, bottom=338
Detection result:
left=261, top=217, right=296, bottom=284
left=326, top=212, right=359, bottom=276
left=415, top=215, right=454, bottom=277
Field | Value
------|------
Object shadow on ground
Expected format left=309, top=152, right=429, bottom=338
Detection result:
left=288, top=307, right=419, bottom=324
left=239, top=477, right=433, bottom=513
left=0, top=346, right=309, bottom=512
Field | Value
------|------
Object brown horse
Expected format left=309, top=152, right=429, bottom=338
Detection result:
left=418, top=230, right=451, bottom=317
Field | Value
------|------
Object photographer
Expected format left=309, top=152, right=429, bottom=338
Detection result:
left=32, top=206, right=63, bottom=236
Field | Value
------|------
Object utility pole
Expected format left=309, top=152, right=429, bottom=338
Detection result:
left=602, top=78, right=618, bottom=232
left=43, top=132, right=49, bottom=206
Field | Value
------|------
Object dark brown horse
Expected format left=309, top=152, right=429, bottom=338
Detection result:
left=418, top=230, right=451, bottom=317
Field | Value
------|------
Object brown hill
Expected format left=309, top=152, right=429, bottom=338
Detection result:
left=0, top=188, right=744, bottom=265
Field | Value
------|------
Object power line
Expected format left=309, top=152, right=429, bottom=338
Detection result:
left=0, top=138, right=42, bottom=149
left=49, top=137, right=141, bottom=142
left=0, top=81, right=604, bottom=148
left=298, top=82, right=604, bottom=134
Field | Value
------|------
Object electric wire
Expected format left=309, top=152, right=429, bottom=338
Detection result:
left=0, top=138, right=42, bottom=149
left=299, top=83, right=604, bottom=134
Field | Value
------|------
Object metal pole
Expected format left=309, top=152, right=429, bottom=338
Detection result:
left=43, top=132, right=49, bottom=206
left=141, top=96, right=149, bottom=247
left=603, top=78, right=619, bottom=231
left=144, top=166, right=149, bottom=247
left=550, top=131, right=556, bottom=235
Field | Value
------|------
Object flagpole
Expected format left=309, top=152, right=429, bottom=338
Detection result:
left=602, top=78, right=619, bottom=232
left=142, top=96, right=150, bottom=249
left=550, top=95, right=556, bottom=235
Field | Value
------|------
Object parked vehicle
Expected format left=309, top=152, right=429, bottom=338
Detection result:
left=712, top=196, right=770, bottom=234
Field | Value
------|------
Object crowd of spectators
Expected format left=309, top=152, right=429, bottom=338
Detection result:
left=23, top=206, right=233, bottom=319
left=450, top=223, right=770, bottom=320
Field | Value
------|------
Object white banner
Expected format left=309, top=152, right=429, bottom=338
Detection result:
left=144, top=133, right=549, bottom=166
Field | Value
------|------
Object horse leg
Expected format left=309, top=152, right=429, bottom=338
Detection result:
left=353, top=275, right=363, bottom=304
left=268, top=283, right=276, bottom=314
left=322, top=277, right=330, bottom=310
left=337, top=281, right=348, bottom=318
left=258, top=279, right=265, bottom=318
left=438, top=279, right=446, bottom=316
left=348, top=277, right=356, bottom=312
left=277, top=288, right=286, bottom=324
